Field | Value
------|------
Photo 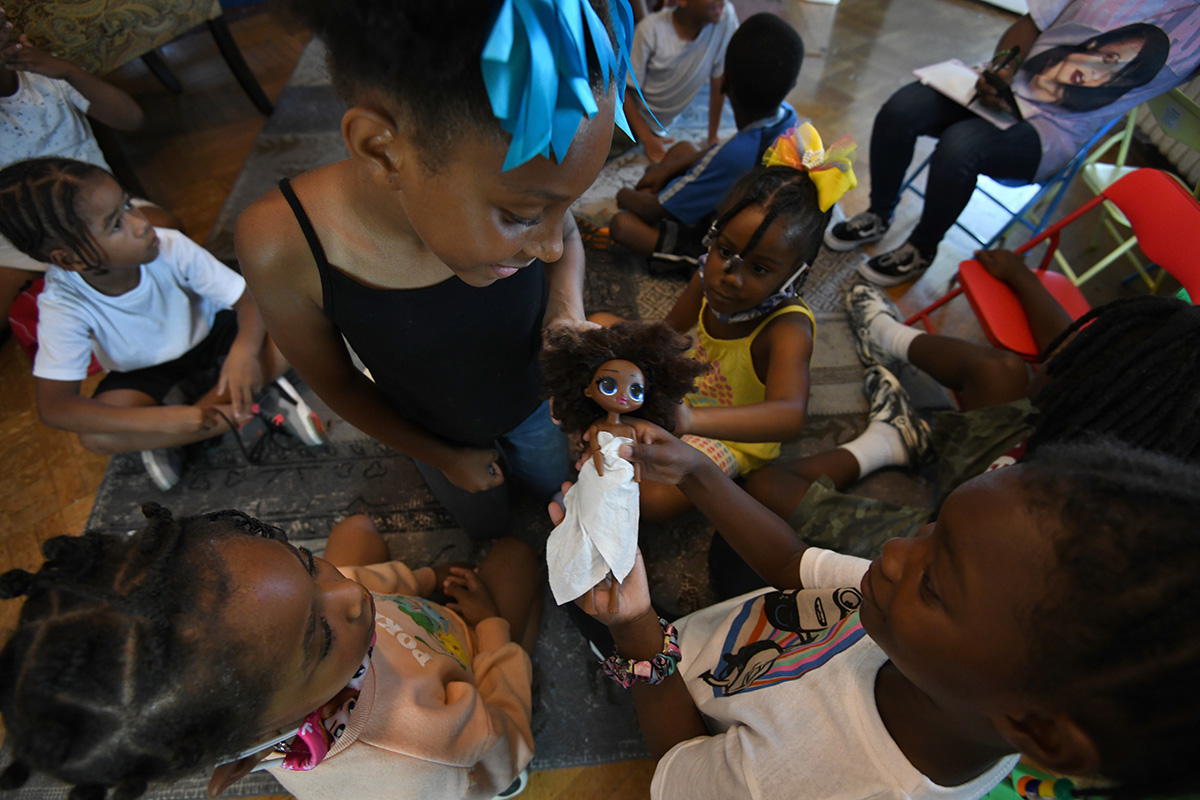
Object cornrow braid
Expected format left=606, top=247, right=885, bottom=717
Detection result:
left=0, top=504, right=279, bottom=799
left=1031, top=296, right=1200, bottom=458
left=710, top=165, right=831, bottom=289
left=1018, top=441, right=1200, bottom=799
left=0, top=157, right=112, bottom=268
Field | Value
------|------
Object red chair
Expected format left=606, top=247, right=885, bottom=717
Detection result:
left=905, top=168, right=1200, bottom=361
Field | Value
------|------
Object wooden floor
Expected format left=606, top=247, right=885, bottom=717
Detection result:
left=0, top=1, right=1166, bottom=797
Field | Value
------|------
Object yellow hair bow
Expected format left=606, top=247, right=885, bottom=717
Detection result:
left=762, top=122, right=857, bottom=212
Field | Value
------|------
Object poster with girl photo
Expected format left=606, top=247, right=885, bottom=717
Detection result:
left=1012, top=0, right=1200, bottom=181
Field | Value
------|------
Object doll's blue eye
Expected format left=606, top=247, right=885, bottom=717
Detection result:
left=629, top=383, right=645, bottom=402
left=596, top=376, right=618, bottom=396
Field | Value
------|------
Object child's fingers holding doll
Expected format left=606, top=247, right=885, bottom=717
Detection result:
left=618, top=418, right=709, bottom=486
left=443, top=566, right=501, bottom=627
left=575, top=550, right=652, bottom=627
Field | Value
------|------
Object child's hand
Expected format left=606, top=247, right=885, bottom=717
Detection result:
left=574, top=550, right=652, bottom=625
left=442, top=566, right=501, bottom=626
left=441, top=446, right=504, bottom=493
left=671, top=400, right=694, bottom=436
left=616, top=418, right=707, bottom=485
left=216, top=344, right=265, bottom=421
left=642, top=133, right=674, bottom=163
left=975, top=249, right=1029, bottom=285
left=163, top=404, right=222, bottom=435
left=2, top=33, right=73, bottom=79
left=430, top=560, right=473, bottom=595
left=636, top=162, right=673, bottom=194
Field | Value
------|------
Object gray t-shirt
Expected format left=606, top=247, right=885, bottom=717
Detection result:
left=627, top=6, right=739, bottom=131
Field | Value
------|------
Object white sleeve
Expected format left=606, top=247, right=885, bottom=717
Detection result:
left=651, top=732, right=759, bottom=800
left=628, top=17, right=654, bottom=85
left=52, top=76, right=92, bottom=116
left=162, top=230, right=246, bottom=308
left=32, top=293, right=94, bottom=381
left=711, top=6, right=739, bottom=79
left=800, top=548, right=870, bottom=590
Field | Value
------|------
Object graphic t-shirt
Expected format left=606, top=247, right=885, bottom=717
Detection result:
left=1014, top=0, right=1200, bottom=180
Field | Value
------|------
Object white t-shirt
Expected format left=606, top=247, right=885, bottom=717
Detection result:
left=1014, top=0, right=1200, bottom=180
left=33, top=228, right=246, bottom=381
left=1, top=71, right=112, bottom=272
left=628, top=6, right=739, bottom=131
left=651, top=548, right=1020, bottom=800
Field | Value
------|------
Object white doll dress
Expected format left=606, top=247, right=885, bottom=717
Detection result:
left=546, top=430, right=640, bottom=605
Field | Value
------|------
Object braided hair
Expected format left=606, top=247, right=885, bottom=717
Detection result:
left=1016, top=441, right=1200, bottom=799
left=0, top=157, right=112, bottom=269
left=1030, top=296, right=1200, bottom=458
left=709, top=165, right=831, bottom=290
left=541, top=320, right=709, bottom=437
left=0, top=505, right=283, bottom=800
left=282, top=0, right=620, bottom=168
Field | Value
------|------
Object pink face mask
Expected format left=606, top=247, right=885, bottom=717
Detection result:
left=276, top=634, right=376, bottom=771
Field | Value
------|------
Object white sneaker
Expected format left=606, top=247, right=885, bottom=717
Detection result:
left=257, top=376, right=326, bottom=446
left=141, top=447, right=185, bottom=491
left=492, top=769, right=529, bottom=799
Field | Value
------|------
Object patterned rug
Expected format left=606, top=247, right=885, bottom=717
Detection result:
left=24, top=38, right=937, bottom=800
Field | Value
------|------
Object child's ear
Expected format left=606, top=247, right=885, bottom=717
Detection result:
left=994, top=708, right=1101, bottom=777
left=47, top=247, right=85, bottom=272
left=341, top=104, right=410, bottom=187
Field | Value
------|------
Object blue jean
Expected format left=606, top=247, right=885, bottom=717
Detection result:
left=414, top=400, right=569, bottom=540
left=868, top=82, right=1042, bottom=255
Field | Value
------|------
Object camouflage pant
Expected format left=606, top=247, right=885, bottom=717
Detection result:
left=787, top=399, right=1036, bottom=559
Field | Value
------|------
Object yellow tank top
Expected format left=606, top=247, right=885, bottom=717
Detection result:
left=685, top=298, right=816, bottom=471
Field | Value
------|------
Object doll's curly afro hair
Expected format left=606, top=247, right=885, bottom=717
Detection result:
left=541, top=321, right=709, bottom=437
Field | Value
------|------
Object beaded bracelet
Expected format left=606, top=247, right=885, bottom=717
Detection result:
left=601, top=618, right=681, bottom=688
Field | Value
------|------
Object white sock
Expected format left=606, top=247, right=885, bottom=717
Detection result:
left=868, top=314, right=922, bottom=364
left=840, top=421, right=910, bottom=478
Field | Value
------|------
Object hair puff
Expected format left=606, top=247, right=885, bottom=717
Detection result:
left=541, top=321, right=708, bottom=436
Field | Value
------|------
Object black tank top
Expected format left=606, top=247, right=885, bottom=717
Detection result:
left=278, top=178, right=547, bottom=446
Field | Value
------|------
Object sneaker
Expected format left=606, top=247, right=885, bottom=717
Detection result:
left=492, top=769, right=529, bottom=799
left=824, top=211, right=889, bottom=251
left=857, top=242, right=933, bottom=287
left=845, top=282, right=904, bottom=370
left=863, top=365, right=932, bottom=465
left=256, top=376, right=327, bottom=446
left=141, top=447, right=185, bottom=491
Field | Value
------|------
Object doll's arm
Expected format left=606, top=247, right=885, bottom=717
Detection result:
left=586, top=422, right=606, bottom=477
left=682, top=313, right=812, bottom=442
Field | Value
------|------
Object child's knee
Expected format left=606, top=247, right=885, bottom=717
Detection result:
left=639, top=481, right=693, bottom=522
left=484, top=537, right=539, bottom=580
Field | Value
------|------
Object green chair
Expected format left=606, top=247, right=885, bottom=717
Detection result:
left=1061, top=89, right=1200, bottom=290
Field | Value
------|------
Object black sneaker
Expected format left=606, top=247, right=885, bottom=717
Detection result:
left=863, top=365, right=932, bottom=465
left=857, top=242, right=934, bottom=287
left=844, top=282, right=904, bottom=371
left=824, top=211, right=889, bottom=251
left=141, top=447, right=185, bottom=491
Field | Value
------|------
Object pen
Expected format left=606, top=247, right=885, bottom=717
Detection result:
left=968, top=45, right=1021, bottom=110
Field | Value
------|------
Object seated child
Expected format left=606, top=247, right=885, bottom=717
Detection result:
left=0, top=507, right=541, bottom=800
left=610, top=13, right=802, bottom=265
left=595, top=138, right=855, bottom=522
left=0, top=11, right=182, bottom=334
left=236, top=0, right=638, bottom=540
left=734, top=266, right=1200, bottom=591
left=624, top=0, right=738, bottom=162
left=573, top=426, right=1200, bottom=800
left=0, top=157, right=323, bottom=490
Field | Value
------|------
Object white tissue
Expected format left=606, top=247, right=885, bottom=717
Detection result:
left=547, top=430, right=640, bottom=605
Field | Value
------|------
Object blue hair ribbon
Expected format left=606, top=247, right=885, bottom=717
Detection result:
left=482, top=0, right=657, bottom=171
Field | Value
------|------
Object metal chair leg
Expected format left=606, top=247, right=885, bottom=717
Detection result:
left=141, top=50, right=182, bottom=93
left=207, top=15, right=274, bottom=116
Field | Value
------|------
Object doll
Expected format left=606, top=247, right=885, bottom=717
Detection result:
left=541, top=321, right=708, bottom=605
